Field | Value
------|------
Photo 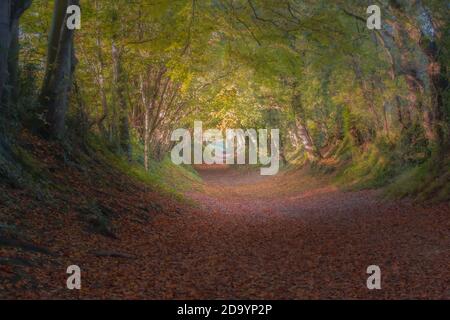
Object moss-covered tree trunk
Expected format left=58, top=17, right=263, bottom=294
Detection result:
left=39, top=0, right=79, bottom=139
left=0, top=0, right=12, bottom=108
left=386, top=0, right=447, bottom=151
left=292, top=92, right=322, bottom=160
left=0, top=0, right=31, bottom=108
left=414, top=4, right=448, bottom=152
left=40, top=0, right=69, bottom=106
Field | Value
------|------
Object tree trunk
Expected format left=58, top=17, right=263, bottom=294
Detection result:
left=144, top=108, right=150, bottom=170
left=94, top=36, right=109, bottom=136
left=140, top=75, right=150, bottom=171
left=292, top=92, right=322, bottom=160
left=40, top=0, right=69, bottom=106
left=0, top=0, right=12, bottom=107
left=426, top=57, right=447, bottom=150
left=0, top=0, right=32, bottom=112
left=94, top=0, right=108, bottom=136
left=296, top=118, right=321, bottom=160
left=385, top=1, right=447, bottom=149
left=383, top=102, right=390, bottom=138
left=44, top=0, right=79, bottom=139
left=112, top=42, right=131, bottom=160
left=414, top=3, right=448, bottom=150
left=383, top=18, right=436, bottom=143
left=395, top=96, right=411, bottom=131
left=5, top=18, right=19, bottom=109
left=350, top=56, right=383, bottom=132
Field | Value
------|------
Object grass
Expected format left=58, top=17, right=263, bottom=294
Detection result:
left=318, top=136, right=450, bottom=202
left=334, top=144, right=397, bottom=190
left=384, top=156, right=450, bottom=203
left=87, top=135, right=202, bottom=203
left=2, top=131, right=203, bottom=208
left=4, top=129, right=448, bottom=205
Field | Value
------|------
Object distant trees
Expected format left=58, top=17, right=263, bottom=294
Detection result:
left=71, top=0, right=199, bottom=166
left=2, top=0, right=447, bottom=174
left=137, top=62, right=191, bottom=169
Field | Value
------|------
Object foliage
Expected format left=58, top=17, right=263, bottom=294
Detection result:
left=0, top=0, right=447, bottom=201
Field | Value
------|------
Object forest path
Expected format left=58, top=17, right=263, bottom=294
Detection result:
left=173, top=165, right=450, bottom=299
left=3, top=164, right=449, bottom=299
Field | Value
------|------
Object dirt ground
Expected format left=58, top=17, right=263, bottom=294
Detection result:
left=1, top=162, right=449, bottom=299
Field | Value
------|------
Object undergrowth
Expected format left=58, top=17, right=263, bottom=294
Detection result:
left=312, top=133, right=450, bottom=202
left=87, top=135, right=201, bottom=203
left=0, top=131, right=201, bottom=207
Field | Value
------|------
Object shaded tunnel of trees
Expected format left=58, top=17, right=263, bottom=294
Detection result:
left=0, top=0, right=449, bottom=198
left=0, top=0, right=449, bottom=301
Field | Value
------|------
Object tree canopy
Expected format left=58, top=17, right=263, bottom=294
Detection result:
left=0, top=0, right=448, bottom=191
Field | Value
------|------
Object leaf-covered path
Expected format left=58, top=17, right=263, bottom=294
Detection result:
left=1, top=162, right=449, bottom=299
left=181, top=165, right=450, bottom=299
